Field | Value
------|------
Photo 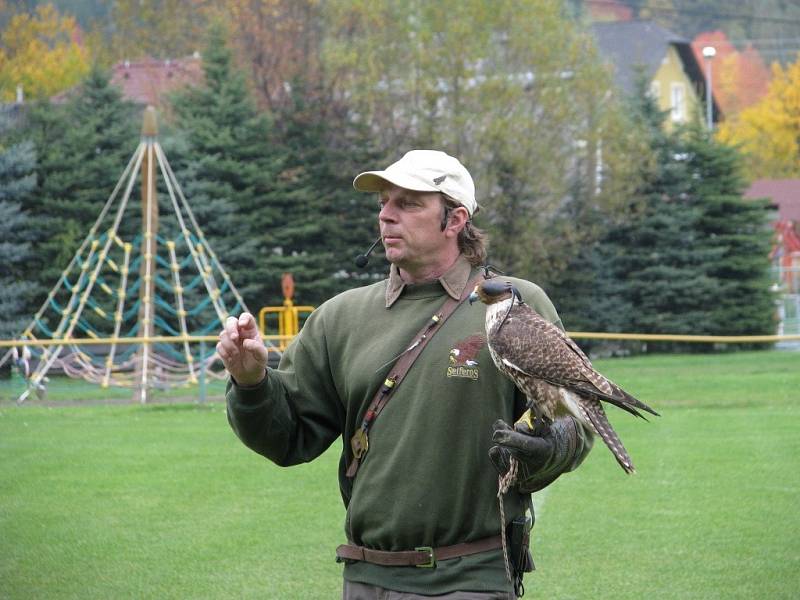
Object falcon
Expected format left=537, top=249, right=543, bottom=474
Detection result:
left=469, top=279, right=659, bottom=474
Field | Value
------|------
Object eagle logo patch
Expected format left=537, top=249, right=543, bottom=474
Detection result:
left=447, top=334, right=485, bottom=380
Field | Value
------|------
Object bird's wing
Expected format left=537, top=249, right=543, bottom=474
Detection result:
left=489, top=304, right=658, bottom=418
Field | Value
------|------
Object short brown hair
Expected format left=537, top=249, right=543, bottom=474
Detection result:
left=442, top=195, right=488, bottom=267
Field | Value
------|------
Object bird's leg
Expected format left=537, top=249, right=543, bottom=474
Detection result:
left=513, top=408, right=536, bottom=433
left=514, top=402, right=552, bottom=437
left=530, top=402, right=552, bottom=438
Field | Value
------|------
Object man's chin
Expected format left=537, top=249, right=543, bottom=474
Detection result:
left=384, top=248, right=403, bottom=263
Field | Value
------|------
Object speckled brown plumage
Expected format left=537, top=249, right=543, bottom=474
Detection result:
left=471, top=280, right=658, bottom=474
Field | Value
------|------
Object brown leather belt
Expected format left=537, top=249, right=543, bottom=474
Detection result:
left=335, top=535, right=503, bottom=568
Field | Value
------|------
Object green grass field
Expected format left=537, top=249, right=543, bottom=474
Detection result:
left=1, top=350, right=798, bottom=599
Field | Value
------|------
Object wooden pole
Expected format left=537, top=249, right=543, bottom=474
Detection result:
left=134, top=106, right=159, bottom=403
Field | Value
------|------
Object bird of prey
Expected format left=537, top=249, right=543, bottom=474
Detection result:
left=469, top=279, right=659, bottom=474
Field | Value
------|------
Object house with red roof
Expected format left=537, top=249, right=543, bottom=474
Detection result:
left=49, top=55, right=204, bottom=109
left=110, top=55, right=204, bottom=107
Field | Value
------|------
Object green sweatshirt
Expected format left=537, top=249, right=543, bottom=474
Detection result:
left=226, top=256, right=592, bottom=595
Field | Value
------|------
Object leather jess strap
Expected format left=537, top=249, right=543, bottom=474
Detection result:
left=335, top=535, right=503, bottom=568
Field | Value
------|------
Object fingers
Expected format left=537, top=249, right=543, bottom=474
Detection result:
left=488, top=445, right=513, bottom=475
left=223, top=315, right=240, bottom=341
left=217, top=316, right=240, bottom=357
left=217, top=314, right=259, bottom=350
left=492, top=419, right=513, bottom=433
left=238, top=312, right=259, bottom=337
left=216, top=313, right=269, bottom=379
left=242, top=337, right=269, bottom=365
left=492, top=426, right=552, bottom=459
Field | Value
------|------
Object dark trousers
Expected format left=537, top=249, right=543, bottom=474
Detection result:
left=343, top=580, right=513, bottom=600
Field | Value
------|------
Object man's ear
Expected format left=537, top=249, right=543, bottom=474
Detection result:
left=444, top=206, right=469, bottom=238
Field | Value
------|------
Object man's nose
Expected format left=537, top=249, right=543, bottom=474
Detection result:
left=379, top=202, right=397, bottom=222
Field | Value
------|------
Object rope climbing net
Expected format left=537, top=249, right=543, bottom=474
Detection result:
left=4, top=113, right=276, bottom=403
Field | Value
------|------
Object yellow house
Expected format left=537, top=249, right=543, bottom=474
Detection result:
left=592, top=21, right=720, bottom=129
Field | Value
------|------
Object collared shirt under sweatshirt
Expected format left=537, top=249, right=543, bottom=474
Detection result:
left=226, top=256, right=592, bottom=595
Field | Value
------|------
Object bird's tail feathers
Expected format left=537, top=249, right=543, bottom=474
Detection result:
left=579, top=398, right=636, bottom=474
left=607, top=384, right=660, bottom=419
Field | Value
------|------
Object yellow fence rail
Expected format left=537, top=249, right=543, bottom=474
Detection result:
left=0, top=335, right=293, bottom=348
left=2, top=332, right=799, bottom=350
left=568, top=332, right=800, bottom=343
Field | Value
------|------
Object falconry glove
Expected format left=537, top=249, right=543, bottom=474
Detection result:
left=490, top=415, right=592, bottom=493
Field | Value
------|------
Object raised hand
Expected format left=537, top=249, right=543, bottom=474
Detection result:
left=216, top=312, right=269, bottom=386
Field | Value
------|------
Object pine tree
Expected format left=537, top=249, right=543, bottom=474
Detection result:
left=323, top=114, right=391, bottom=295
left=170, top=23, right=287, bottom=309
left=554, top=86, right=775, bottom=352
left=0, top=138, right=40, bottom=339
left=273, top=79, right=386, bottom=306
left=253, top=80, right=332, bottom=306
left=551, top=84, right=721, bottom=351
left=14, top=66, right=138, bottom=314
left=615, top=116, right=724, bottom=346
left=684, top=125, right=775, bottom=338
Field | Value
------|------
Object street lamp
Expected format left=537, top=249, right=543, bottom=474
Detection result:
left=702, top=46, right=716, bottom=131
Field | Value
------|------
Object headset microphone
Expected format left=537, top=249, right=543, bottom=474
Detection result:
left=355, top=237, right=382, bottom=268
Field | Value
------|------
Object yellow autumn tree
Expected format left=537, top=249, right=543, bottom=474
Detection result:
left=0, top=4, right=90, bottom=102
left=717, top=55, right=800, bottom=179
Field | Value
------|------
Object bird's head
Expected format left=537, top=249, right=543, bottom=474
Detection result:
left=468, top=279, right=522, bottom=305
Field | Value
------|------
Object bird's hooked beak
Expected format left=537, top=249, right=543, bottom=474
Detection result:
left=468, top=285, right=480, bottom=305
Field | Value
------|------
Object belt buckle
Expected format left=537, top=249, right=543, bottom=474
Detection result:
left=415, top=546, right=435, bottom=568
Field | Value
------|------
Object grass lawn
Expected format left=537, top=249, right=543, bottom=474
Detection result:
left=1, top=350, right=798, bottom=599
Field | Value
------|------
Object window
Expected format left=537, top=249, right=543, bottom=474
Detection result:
left=670, top=83, right=686, bottom=122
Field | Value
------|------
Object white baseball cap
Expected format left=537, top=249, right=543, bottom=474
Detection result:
left=353, top=150, right=477, bottom=216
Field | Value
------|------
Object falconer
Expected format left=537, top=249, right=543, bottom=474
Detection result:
left=218, top=150, right=593, bottom=599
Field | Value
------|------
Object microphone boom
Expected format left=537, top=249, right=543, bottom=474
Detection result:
left=355, top=237, right=382, bottom=268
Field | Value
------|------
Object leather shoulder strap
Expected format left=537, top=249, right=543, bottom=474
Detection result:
left=346, top=272, right=483, bottom=478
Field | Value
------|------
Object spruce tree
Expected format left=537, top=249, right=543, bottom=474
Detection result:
left=551, top=85, right=721, bottom=351
left=273, top=79, right=386, bottom=306
left=17, top=67, right=138, bottom=310
left=170, top=23, right=287, bottom=309
left=684, top=125, right=775, bottom=338
left=255, top=80, right=332, bottom=306
left=0, top=138, right=40, bottom=339
left=554, top=87, right=775, bottom=352
left=609, top=110, right=723, bottom=344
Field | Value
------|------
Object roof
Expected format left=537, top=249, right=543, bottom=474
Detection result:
left=592, top=21, right=690, bottom=92
left=690, top=31, right=770, bottom=116
left=110, top=56, right=203, bottom=106
left=591, top=20, right=721, bottom=118
left=745, top=179, right=800, bottom=222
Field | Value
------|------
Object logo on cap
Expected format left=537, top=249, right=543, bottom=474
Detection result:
left=433, top=174, right=447, bottom=185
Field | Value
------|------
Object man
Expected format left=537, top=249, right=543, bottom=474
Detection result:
left=218, top=150, right=593, bottom=599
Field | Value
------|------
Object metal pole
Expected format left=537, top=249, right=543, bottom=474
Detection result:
left=706, top=59, right=713, bottom=132
left=702, top=46, right=716, bottom=132
left=199, top=340, right=207, bottom=403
